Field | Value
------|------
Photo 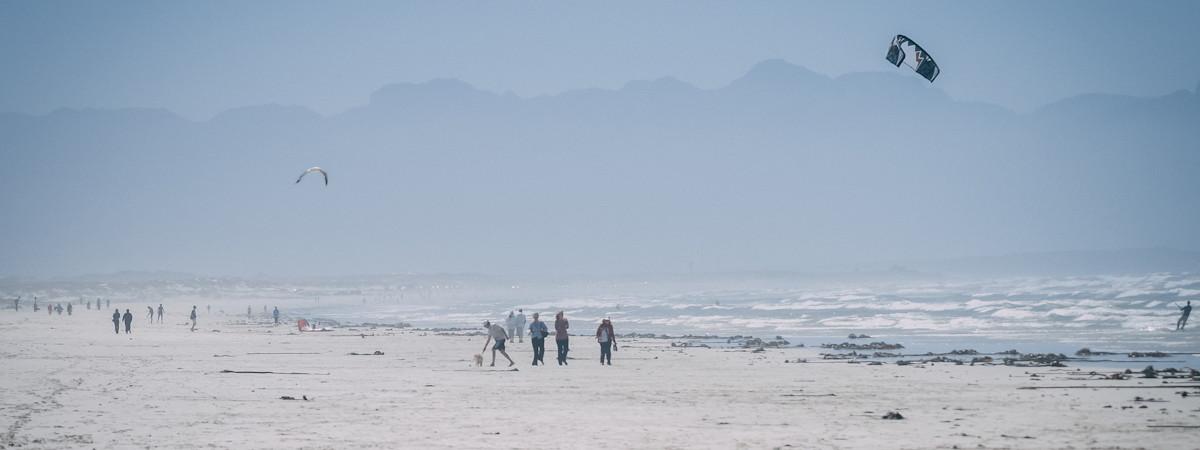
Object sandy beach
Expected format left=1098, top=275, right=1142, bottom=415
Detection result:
left=1, top=309, right=1197, bottom=449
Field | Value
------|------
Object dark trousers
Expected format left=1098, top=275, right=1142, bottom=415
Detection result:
left=600, top=341, right=612, bottom=365
left=113, top=321, right=119, bottom=334
left=556, top=339, right=569, bottom=365
left=531, top=337, right=545, bottom=365
left=124, top=321, right=131, bottom=333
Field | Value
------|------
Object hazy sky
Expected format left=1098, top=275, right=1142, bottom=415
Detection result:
left=2, top=0, right=1198, bottom=119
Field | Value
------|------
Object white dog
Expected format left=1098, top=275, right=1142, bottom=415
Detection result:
left=472, top=354, right=484, bottom=367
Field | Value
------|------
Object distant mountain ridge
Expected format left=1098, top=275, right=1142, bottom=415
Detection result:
left=1, top=60, right=1197, bottom=277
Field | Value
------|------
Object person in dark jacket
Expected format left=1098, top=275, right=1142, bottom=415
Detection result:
left=528, top=312, right=549, bottom=366
left=554, top=311, right=570, bottom=365
left=112, top=309, right=121, bottom=334
left=122, top=309, right=133, bottom=333
left=273, top=306, right=280, bottom=325
left=595, top=319, right=617, bottom=366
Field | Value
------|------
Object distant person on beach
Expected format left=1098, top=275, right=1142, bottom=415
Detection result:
left=514, top=309, right=527, bottom=343
left=122, top=309, right=133, bottom=333
left=157, top=304, right=164, bottom=323
left=105, top=299, right=110, bottom=309
left=528, top=312, right=549, bottom=365
left=273, top=307, right=280, bottom=324
left=482, top=320, right=515, bottom=367
left=85, top=300, right=89, bottom=310
left=147, top=306, right=154, bottom=321
left=112, top=309, right=121, bottom=334
left=66, top=303, right=72, bottom=315
left=595, top=319, right=617, bottom=366
left=554, top=311, right=570, bottom=365
left=1178, top=301, right=1192, bottom=331
left=247, top=306, right=252, bottom=319
left=190, top=306, right=198, bottom=332
left=55, top=304, right=63, bottom=315
left=505, top=311, right=517, bottom=342
left=13, top=297, right=18, bottom=311
left=206, top=305, right=211, bottom=314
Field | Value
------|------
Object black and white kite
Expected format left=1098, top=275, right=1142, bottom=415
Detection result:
left=295, top=167, right=329, bottom=186
left=885, top=35, right=940, bottom=82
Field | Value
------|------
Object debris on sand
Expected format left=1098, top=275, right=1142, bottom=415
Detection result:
left=881, top=411, right=905, bottom=420
left=349, top=351, right=385, bottom=356
left=848, top=333, right=872, bottom=339
left=279, top=395, right=310, bottom=401
left=1141, top=366, right=1158, bottom=378
left=821, top=341, right=904, bottom=351
left=1002, top=353, right=1068, bottom=367
left=741, top=337, right=790, bottom=348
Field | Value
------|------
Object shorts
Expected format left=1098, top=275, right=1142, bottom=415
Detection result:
left=493, top=339, right=506, bottom=351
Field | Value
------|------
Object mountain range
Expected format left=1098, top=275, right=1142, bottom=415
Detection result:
left=2, top=60, right=1197, bottom=277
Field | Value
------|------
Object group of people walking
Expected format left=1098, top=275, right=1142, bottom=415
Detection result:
left=482, top=311, right=617, bottom=367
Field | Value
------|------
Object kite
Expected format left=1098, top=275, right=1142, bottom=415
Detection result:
left=885, top=35, right=940, bottom=82
left=295, top=167, right=328, bottom=186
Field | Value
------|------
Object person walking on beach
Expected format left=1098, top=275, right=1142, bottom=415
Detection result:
left=55, top=304, right=63, bottom=315
left=85, top=300, right=89, bottom=310
left=105, top=299, right=110, bottom=309
left=595, top=319, right=617, bottom=366
left=1178, top=301, right=1192, bottom=331
left=122, top=309, right=133, bottom=333
left=247, top=305, right=252, bottom=319
left=112, top=309, right=121, bottom=334
left=66, top=303, right=72, bottom=316
left=505, top=311, right=517, bottom=342
left=12, top=297, right=18, bottom=311
left=514, top=309, right=527, bottom=343
left=147, top=306, right=154, bottom=321
left=273, top=306, right=280, bottom=325
left=482, top=320, right=515, bottom=367
left=528, top=312, right=549, bottom=366
left=554, top=311, right=570, bottom=365
left=190, top=306, right=198, bottom=332
left=157, top=304, right=164, bottom=324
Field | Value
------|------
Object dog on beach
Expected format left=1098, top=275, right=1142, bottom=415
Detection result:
left=472, top=354, right=484, bottom=367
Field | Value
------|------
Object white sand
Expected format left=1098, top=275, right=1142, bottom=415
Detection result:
left=2, top=309, right=1198, bottom=449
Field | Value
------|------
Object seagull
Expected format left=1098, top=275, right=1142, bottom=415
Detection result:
left=295, top=167, right=328, bottom=186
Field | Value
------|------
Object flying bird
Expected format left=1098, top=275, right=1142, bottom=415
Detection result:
left=295, top=167, right=329, bottom=186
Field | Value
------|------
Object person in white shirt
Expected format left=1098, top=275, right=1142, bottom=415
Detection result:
left=482, top=320, right=515, bottom=367
left=514, top=309, right=527, bottom=343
